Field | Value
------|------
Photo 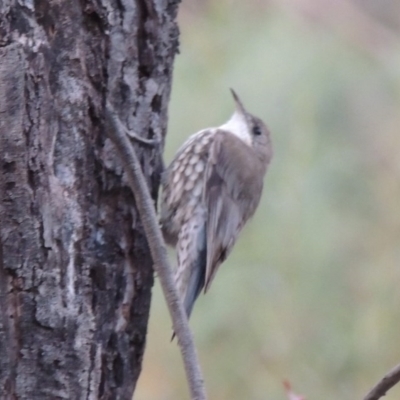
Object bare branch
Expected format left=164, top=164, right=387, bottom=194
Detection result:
left=105, top=101, right=207, bottom=400
left=364, top=363, right=400, bottom=400
left=124, top=126, right=161, bottom=146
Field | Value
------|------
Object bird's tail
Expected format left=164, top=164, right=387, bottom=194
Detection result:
left=171, top=222, right=207, bottom=341
left=175, top=219, right=207, bottom=319
left=182, top=244, right=206, bottom=318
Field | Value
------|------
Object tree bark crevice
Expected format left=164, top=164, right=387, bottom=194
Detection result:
left=0, top=1, right=180, bottom=398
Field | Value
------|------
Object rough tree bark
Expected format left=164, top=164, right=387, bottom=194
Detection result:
left=0, top=0, right=179, bottom=399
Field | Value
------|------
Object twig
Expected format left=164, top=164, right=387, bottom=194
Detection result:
left=364, top=363, right=400, bottom=400
left=124, top=126, right=160, bottom=146
left=105, top=101, right=207, bottom=400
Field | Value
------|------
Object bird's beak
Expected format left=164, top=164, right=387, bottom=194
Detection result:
left=230, top=88, right=247, bottom=116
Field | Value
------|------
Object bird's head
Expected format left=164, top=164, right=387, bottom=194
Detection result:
left=219, top=89, right=272, bottom=163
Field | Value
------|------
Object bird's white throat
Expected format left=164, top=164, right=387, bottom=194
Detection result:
left=219, top=111, right=252, bottom=146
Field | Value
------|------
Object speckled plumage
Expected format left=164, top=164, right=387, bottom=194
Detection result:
left=160, top=90, right=273, bottom=318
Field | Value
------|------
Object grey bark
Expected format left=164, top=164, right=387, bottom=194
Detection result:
left=0, top=1, right=180, bottom=399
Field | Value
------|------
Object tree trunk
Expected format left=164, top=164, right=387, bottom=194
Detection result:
left=0, top=1, right=179, bottom=399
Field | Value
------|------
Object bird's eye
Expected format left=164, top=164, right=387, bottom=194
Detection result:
left=252, top=125, right=262, bottom=136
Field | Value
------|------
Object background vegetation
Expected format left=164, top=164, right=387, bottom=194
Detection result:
left=136, top=1, right=400, bottom=398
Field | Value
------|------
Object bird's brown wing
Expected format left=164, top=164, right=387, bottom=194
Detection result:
left=204, top=131, right=261, bottom=292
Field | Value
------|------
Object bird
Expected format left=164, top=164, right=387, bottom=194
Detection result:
left=160, top=89, right=273, bottom=320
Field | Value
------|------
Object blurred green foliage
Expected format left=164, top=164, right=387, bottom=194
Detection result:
left=136, top=1, right=400, bottom=399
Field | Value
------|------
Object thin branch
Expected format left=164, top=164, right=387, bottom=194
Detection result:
left=364, top=363, right=400, bottom=400
left=124, top=126, right=161, bottom=146
left=105, top=101, right=207, bottom=400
